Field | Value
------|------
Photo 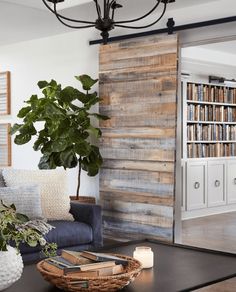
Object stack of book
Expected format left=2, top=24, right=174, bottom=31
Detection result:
left=187, top=124, right=236, bottom=141
left=42, top=250, right=128, bottom=278
left=187, top=104, right=236, bottom=122
left=187, top=82, right=236, bottom=103
left=187, top=143, right=236, bottom=158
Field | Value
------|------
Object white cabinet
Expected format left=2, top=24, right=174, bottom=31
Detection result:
left=183, top=158, right=236, bottom=218
left=186, top=161, right=207, bottom=210
left=207, top=161, right=226, bottom=207
left=227, top=160, right=236, bottom=204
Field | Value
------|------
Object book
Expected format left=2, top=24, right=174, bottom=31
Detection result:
left=46, top=256, right=116, bottom=271
left=42, top=260, right=98, bottom=277
left=61, top=250, right=93, bottom=265
left=80, top=251, right=128, bottom=266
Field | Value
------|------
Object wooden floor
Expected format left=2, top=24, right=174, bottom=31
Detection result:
left=181, top=211, right=236, bottom=253
left=181, top=212, right=236, bottom=291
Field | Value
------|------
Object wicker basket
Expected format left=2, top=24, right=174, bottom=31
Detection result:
left=37, top=253, right=142, bottom=292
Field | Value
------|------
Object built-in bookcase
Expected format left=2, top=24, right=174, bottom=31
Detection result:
left=182, top=81, right=236, bottom=159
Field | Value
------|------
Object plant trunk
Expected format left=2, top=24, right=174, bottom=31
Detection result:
left=76, top=159, right=82, bottom=200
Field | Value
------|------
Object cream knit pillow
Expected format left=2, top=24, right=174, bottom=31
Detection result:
left=2, top=169, right=73, bottom=221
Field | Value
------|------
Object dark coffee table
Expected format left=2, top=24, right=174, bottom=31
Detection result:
left=6, top=239, right=236, bottom=292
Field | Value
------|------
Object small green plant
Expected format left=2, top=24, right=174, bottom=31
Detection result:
left=11, top=75, right=109, bottom=199
left=0, top=200, right=57, bottom=256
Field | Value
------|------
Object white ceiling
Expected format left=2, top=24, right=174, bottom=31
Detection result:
left=0, top=0, right=92, bottom=10
left=0, top=0, right=231, bottom=47
left=199, top=40, right=236, bottom=55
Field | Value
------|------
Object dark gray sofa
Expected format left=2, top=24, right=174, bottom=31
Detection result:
left=21, top=202, right=103, bottom=263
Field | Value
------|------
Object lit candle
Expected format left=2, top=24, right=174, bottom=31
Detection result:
left=133, top=246, right=154, bottom=269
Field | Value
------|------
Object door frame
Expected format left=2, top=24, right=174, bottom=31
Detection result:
left=174, top=32, right=236, bottom=244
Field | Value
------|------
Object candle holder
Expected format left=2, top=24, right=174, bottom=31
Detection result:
left=133, top=246, right=154, bottom=269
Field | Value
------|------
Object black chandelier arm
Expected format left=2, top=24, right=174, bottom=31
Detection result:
left=115, top=0, right=161, bottom=24
left=42, top=0, right=95, bottom=25
left=53, top=3, right=95, bottom=29
left=114, top=2, right=167, bottom=29
left=93, top=0, right=102, bottom=19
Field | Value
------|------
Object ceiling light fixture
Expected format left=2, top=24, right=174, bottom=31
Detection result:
left=42, top=0, right=175, bottom=44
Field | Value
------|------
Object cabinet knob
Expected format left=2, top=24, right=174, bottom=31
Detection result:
left=215, top=180, right=220, bottom=187
left=234, top=178, right=236, bottom=185
left=194, top=182, right=200, bottom=189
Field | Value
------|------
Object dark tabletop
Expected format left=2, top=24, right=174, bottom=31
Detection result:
left=6, top=240, right=236, bottom=292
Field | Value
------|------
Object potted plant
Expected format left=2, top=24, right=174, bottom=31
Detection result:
left=0, top=200, right=56, bottom=291
left=11, top=75, right=108, bottom=202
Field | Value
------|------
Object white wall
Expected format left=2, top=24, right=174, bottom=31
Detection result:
left=181, top=45, right=236, bottom=82
left=1, top=0, right=236, bottom=200
left=0, top=29, right=100, bottom=198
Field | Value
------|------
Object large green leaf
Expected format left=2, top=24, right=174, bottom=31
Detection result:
left=60, top=148, right=78, bottom=168
left=74, top=140, right=91, bottom=156
left=38, top=80, right=48, bottom=89
left=38, top=155, right=50, bottom=169
left=19, top=123, right=37, bottom=136
left=33, top=136, right=48, bottom=151
left=14, top=133, right=31, bottom=145
left=51, top=138, right=68, bottom=152
left=59, top=86, right=77, bottom=103
left=75, top=75, right=98, bottom=91
left=10, top=123, right=22, bottom=135
left=17, top=106, right=31, bottom=118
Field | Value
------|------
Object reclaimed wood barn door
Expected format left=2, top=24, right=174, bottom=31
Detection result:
left=99, top=34, right=178, bottom=242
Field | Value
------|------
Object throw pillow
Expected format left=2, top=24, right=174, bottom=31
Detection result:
left=0, top=185, right=42, bottom=219
left=2, top=169, right=73, bottom=221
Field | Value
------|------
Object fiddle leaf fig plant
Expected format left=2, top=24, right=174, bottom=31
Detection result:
left=0, top=200, right=57, bottom=256
left=11, top=75, right=109, bottom=199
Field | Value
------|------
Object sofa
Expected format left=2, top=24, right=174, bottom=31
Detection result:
left=0, top=170, right=103, bottom=263
left=21, top=202, right=103, bottom=263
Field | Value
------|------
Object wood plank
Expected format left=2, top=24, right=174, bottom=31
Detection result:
left=100, top=52, right=176, bottom=72
left=101, top=127, right=176, bottom=139
left=100, top=114, right=176, bottom=127
left=103, top=210, right=173, bottom=228
left=100, top=189, right=174, bottom=206
left=102, top=160, right=175, bottom=173
left=101, top=197, right=173, bottom=216
left=100, top=147, right=175, bottom=162
left=100, top=138, right=175, bottom=150
left=103, top=217, right=173, bottom=241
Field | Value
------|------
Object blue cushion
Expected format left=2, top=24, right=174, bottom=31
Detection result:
left=46, top=221, right=93, bottom=247
left=20, top=220, right=93, bottom=254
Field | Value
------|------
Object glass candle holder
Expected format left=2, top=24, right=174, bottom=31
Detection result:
left=133, top=246, right=154, bottom=269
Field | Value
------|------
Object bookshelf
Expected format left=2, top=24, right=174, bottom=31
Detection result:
left=183, top=81, right=236, bottom=159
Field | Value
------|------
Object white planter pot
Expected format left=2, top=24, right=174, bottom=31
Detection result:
left=0, top=246, right=23, bottom=291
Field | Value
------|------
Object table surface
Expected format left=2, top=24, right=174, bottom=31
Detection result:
left=6, top=239, right=236, bottom=292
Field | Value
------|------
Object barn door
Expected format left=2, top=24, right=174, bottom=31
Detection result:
left=99, top=34, right=178, bottom=242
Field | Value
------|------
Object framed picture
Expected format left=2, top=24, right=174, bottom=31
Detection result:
left=0, top=123, right=11, bottom=166
left=0, top=71, right=11, bottom=115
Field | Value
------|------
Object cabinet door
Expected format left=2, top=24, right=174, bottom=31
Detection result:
left=186, top=161, right=207, bottom=210
left=227, top=160, right=236, bottom=204
left=208, top=161, right=226, bottom=207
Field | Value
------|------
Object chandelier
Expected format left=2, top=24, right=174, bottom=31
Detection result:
left=42, top=0, right=175, bottom=44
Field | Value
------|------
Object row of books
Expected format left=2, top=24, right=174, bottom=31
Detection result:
left=187, top=143, right=236, bottom=158
left=187, top=83, right=236, bottom=104
left=187, top=104, right=236, bottom=122
left=42, top=250, right=128, bottom=279
left=187, top=124, right=236, bottom=141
